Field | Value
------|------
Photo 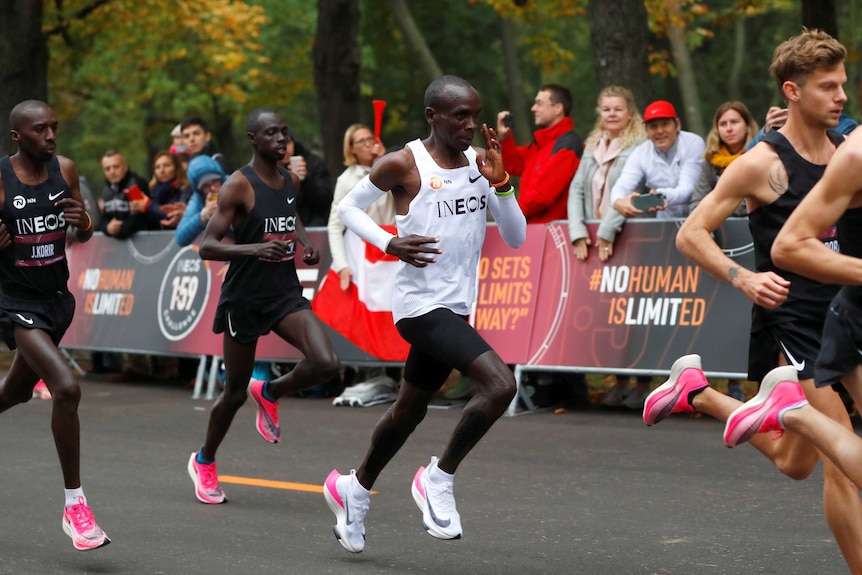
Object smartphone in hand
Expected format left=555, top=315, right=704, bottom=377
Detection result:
left=631, top=193, right=666, bottom=211
left=125, top=184, right=147, bottom=202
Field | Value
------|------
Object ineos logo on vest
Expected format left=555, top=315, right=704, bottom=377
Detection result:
left=16, top=212, right=66, bottom=235
left=12, top=196, right=33, bottom=210
left=436, top=195, right=487, bottom=217
left=264, top=216, right=296, bottom=233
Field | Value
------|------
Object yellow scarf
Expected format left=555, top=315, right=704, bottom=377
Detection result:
left=709, top=146, right=742, bottom=169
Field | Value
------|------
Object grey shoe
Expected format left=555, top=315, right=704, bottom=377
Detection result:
left=622, top=385, right=651, bottom=410
left=601, top=384, right=630, bottom=407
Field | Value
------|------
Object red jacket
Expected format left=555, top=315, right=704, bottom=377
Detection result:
left=501, top=116, right=583, bottom=223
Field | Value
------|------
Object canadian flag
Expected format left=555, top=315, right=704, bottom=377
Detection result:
left=312, top=225, right=409, bottom=360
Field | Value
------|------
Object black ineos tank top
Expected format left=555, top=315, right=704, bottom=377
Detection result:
left=0, top=155, right=70, bottom=298
left=748, top=130, right=843, bottom=330
left=217, top=165, right=301, bottom=307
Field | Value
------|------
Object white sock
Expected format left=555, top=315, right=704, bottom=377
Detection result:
left=65, top=486, right=86, bottom=508
left=428, top=459, right=454, bottom=484
left=350, top=472, right=371, bottom=499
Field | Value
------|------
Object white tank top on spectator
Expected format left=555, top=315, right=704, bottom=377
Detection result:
left=394, top=139, right=491, bottom=323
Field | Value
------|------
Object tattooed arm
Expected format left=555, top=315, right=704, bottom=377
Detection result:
left=677, top=149, right=790, bottom=309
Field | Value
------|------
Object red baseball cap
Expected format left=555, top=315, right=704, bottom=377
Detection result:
left=643, top=100, right=677, bottom=123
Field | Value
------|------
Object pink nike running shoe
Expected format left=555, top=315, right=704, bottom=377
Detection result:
left=643, top=354, right=709, bottom=426
left=723, top=365, right=808, bottom=447
left=248, top=378, right=280, bottom=443
left=62, top=497, right=110, bottom=551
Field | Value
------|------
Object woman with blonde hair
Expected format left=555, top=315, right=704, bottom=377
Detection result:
left=690, top=100, right=759, bottom=217
left=567, top=86, right=650, bottom=409
left=326, top=124, right=392, bottom=290
left=567, top=85, right=646, bottom=263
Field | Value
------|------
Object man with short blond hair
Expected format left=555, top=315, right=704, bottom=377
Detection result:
left=646, top=30, right=862, bottom=572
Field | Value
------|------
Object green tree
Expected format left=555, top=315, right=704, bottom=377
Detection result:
left=46, top=0, right=276, bottom=180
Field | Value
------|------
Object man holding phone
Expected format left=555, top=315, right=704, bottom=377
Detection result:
left=99, top=150, right=154, bottom=239
left=610, top=100, right=705, bottom=219
left=496, top=84, right=583, bottom=224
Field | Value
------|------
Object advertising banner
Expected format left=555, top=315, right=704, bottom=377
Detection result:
left=522, top=220, right=753, bottom=375
left=63, top=231, right=380, bottom=363
left=60, top=220, right=754, bottom=375
left=472, top=224, right=546, bottom=364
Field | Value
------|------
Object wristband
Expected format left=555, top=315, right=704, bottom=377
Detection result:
left=81, top=212, right=93, bottom=232
left=490, top=172, right=510, bottom=189
left=201, top=208, right=211, bottom=223
left=495, top=184, right=515, bottom=198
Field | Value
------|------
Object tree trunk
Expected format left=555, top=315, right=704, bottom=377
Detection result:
left=802, top=0, right=838, bottom=39
left=313, top=0, right=362, bottom=182
left=587, top=0, right=653, bottom=111
left=0, top=0, right=49, bottom=155
left=385, top=0, right=443, bottom=83
left=667, top=20, right=705, bottom=136
left=727, top=15, right=746, bottom=101
left=211, top=97, right=239, bottom=172
left=500, top=16, right=530, bottom=142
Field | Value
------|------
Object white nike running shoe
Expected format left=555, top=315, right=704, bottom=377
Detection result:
left=324, top=469, right=370, bottom=553
left=411, top=456, right=462, bottom=540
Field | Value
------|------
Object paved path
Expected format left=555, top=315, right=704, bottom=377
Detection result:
left=0, top=375, right=849, bottom=574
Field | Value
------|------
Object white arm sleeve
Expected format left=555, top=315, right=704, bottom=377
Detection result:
left=488, top=191, right=527, bottom=248
left=337, top=175, right=396, bottom=253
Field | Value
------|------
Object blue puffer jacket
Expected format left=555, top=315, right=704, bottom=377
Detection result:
left=175, top=155, right=227, bottom=246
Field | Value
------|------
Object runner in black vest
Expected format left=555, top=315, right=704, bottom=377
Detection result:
left=746, top=128, right=842, bottom=381
left=643, top=30, right=862, bottom=572
left=186, top=108, right=338, bottom=505
left=753, top=112, right=862, bottom=497
left=0, top=100, right=109, bottom=551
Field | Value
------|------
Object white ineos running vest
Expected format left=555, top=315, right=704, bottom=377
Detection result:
left=393, top=139, right=492, bottom=323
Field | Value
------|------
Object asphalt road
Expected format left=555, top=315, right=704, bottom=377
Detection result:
left=0, top=374, right=850, bottom=575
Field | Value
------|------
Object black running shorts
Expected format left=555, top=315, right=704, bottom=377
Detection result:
left=213, top=287, right=311, bottom=345
left=0, top=291, right=75, bottom=350
left=748, top=320, right=821, bottom=383
left=815, top=289, right=862, bottom=389
left=396, top=307, right=492, bottom=391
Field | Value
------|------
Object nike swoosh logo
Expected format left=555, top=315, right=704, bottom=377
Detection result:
left=468, top=174, right=483, bottom=184
left=227, top=313, right=237, bottom=338
left=779, top=340, right=805, bottom=372
left=287, top=197, right=296, bottom=204
left=345, top=496, right=353, bottom=525
left=15, top=313, right=34, bottom=325
left=48, top=190, right=65, bottom=201
left=425, top=492, right=451, bottom=528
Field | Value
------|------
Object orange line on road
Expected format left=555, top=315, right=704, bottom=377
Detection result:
left=219, top=475, right=323, bottom=493
left=219, top=475, right=376, bottom=495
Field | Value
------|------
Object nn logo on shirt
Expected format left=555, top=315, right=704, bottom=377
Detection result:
left=436, top=195, right=487, bottom=218
left=429, top=175, right=454, bottom=190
